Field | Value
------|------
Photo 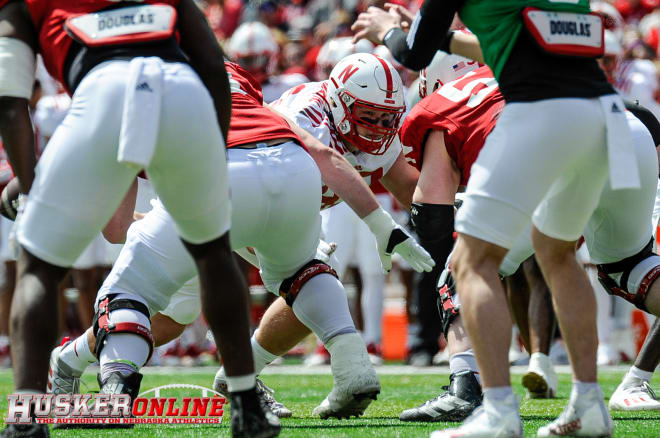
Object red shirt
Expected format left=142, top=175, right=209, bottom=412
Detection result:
left=2, top=0, right=181, bottom=93
left=224, top=62, right=303, bottom=149
left=400, top=66, right=504, bottom=186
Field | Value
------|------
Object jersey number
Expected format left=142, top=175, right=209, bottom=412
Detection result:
left=436, top=73, right=498, bottom=108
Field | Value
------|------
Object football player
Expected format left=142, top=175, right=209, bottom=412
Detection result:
left=46, top=59, right=434, bottom=422
left=227, top=21, right=308, bottom=103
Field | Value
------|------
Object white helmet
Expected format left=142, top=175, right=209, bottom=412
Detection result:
left=604, top=30, right=623, bottom=57
left=601, top=30, right=623, bottom=83
left=418, top=51, right=480, bottom=98
left=326, top=53, right=405, bottom=155
left=591, top=1, right=625, bottom=41
left=373, top=44, right=414, bottom=85
left=227, top=22, right=279, bottom=83
left=315, top=37, right=374, bottom=81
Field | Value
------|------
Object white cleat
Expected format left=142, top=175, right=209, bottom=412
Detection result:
left=537, top=386, right=613, bottom=437
left=47, top=340, right=81, bottom=395
left=430, top=394, right=522, bottom=438
left=522, top=352, right=557, bottom=399
left=609, top=377, right=660, bottom=411
left=312, top=333, right=381, bottom=419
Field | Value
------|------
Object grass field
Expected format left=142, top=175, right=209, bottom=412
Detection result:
left=1, top=367, right=659, bottom=437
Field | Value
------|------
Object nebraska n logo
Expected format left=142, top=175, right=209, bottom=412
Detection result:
left=336, top=64, right=359, bottom=83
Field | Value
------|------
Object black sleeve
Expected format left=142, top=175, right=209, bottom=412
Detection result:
left=383, top=0, right=464, bottom=71
left=624, top=98, right=660, bottom=147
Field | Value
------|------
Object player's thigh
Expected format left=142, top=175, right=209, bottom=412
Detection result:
left=99, top=205, right=197, bottom=313
left=456, top=98, right=607, bottom=249
left=321, top=202, right=360, bottom=278
left=146, top=65, right=230, bottom=245
left=160, top=277, right=201, bottom=325
left=18, top=64, right=138, bottom=267
left=253, top=146, right=323, bottom=293
left=585, top=117, right=659, bottom=263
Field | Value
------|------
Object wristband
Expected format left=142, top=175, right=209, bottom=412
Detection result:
left=383, top=27, right=398, bottom=45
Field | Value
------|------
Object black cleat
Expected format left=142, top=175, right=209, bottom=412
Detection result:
left=54, top=371, right=143, bottom=430
left=399, top=370, right=482, bottom=422
left=1, top=424, right=49, bottom=438
left=231, top=386, right=281, bottom=438
left=97, top=371, right=143, bottom=400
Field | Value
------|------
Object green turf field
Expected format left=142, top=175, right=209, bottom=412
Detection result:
left=1, top=368, right=659, bottom=437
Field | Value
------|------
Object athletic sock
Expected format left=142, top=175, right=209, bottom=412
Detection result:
left=626, top=366, right=654, bottom=383
left=59, top=329, right=97, bottom=374
left=483, top=386, right=514, bottom=403
left=226, top=373, right=256, bottom=392
left=100, top=361, right=139, bottom=382
left=99, top=333, right=150, bottom=381
left=292, top=273, right=356, bottom=343
left=251, top=333, right=279, bottom=375
left=449, top=349, right=480, bottom=384
left=572, top=380, right=600, bottom=396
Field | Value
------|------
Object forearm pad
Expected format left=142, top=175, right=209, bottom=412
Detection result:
left=410, top=202, right=455, bottom=267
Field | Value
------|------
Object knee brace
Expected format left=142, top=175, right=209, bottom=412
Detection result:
left=93, top=294, right=154, bottom=360
left=436, top=266, right=460, bottom=338
left=279, top=259, right=338, bottom=306
left=596, top=239, right=660, bottom=311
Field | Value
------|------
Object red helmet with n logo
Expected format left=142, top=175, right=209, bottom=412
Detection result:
left=325, top=53, right=405, bottom=155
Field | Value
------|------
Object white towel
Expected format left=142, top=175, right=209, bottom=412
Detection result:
left=600, top=94, right=640, bottom=190
left=117, top=57, right=164, bottom=168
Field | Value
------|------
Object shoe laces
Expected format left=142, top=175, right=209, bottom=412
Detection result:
left=641, top=381, right=658, bottom=400
left=255, top=379, right=284, bottom=408
left=50, top=366, right=80, bottom=394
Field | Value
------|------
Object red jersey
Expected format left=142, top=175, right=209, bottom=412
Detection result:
left=1, top=0, right=181, bottom=93
left=224, top=62, right=303, bottom=149
left=401, top=66, right=505, bottom=186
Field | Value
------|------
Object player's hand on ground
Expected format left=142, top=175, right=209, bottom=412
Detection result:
left=363, top=207, right=435, bottom=273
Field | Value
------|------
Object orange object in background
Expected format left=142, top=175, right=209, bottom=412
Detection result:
left=382, top=306, right=408, bottom=360
left=632, top=309, right=650, bottom=357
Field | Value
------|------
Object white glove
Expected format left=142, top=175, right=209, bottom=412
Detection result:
left=362, top=207, right=435, bottom=273
left=315, top=239, right=337, bottom=263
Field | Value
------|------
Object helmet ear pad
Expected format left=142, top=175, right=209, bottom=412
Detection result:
left=325, top=53, right=406, bottom=155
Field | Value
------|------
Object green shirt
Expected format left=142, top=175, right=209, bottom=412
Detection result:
left=459, top=0, right=592, bottom=80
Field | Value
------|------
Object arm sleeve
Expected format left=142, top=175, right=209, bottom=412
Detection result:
left=383, top=0, right=463, bottom=71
